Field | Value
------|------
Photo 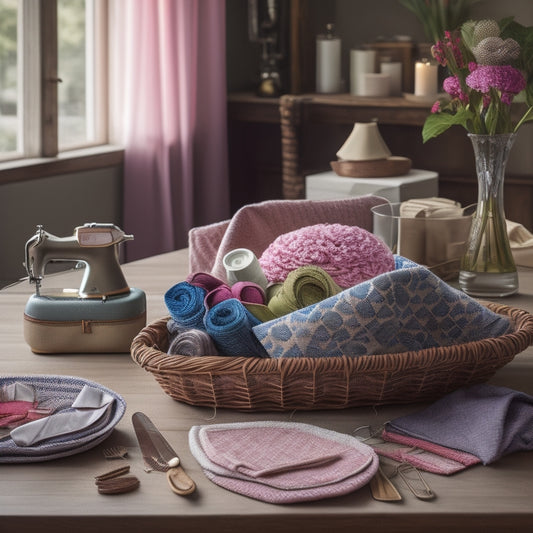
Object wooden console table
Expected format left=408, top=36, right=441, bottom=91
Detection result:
left=228, top=92, right=533, bottom=229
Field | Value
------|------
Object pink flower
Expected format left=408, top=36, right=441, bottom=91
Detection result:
left=432, top=31, right=464, bottom=69
left=431, top=101, right=441, bottom=113
left=443, top=75, right=468, bottom=103
left=466, top=65, right=526, bottom=104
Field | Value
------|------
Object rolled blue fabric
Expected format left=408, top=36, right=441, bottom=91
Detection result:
left=164, top=281, right=207, bottom=329
left=204, top=298, right=269, bottom=358
left=253, top=255, right=512, bottom=359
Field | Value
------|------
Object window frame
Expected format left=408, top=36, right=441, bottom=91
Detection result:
left=0, top=0, right=121, bottom=182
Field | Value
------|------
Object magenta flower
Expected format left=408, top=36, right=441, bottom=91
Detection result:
left=431, top=101, right=441, bottom=114
left=466, top=65, right=526, bottom=104
left=443, top=75, right=468, bottom=103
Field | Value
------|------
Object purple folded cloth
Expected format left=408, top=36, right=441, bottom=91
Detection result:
left=385, top=384, right=533, bottom=465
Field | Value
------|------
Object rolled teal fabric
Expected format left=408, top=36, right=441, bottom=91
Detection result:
left=164, top=281, right=207, bottom=329
left=253, top=256, right=512, bottom=359
left=204, top=298, right=269, bottom=358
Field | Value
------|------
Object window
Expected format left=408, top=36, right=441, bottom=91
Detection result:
left=0, top=0, right=107, bottom=162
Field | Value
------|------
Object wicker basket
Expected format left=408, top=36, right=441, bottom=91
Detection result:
left=130, top=302, right=533, bottom=411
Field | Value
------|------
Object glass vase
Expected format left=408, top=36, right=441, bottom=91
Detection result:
left=459, top=133, right=518, bottom=297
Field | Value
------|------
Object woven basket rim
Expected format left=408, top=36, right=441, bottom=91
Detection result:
left=131, top=301, right=533, bottom=375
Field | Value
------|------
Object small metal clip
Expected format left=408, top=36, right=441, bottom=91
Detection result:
left=396, top=463, right=435, bottom=501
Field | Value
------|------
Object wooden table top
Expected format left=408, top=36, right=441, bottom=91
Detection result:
left=2, top=249, right=533, bottom=533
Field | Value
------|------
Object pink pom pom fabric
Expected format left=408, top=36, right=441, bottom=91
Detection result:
left=259, top=223, right=394, bottom=288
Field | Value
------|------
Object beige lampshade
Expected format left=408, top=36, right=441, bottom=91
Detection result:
left=336, top=122, right=391, bottom=161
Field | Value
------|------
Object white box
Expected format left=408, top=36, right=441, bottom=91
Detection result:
left=305, top=169, right=439, bottom=203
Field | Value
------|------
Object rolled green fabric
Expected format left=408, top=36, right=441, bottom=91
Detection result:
left=267, top=265, right=342, bottom=317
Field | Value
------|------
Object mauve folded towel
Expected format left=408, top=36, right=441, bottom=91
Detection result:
left=253, top=256, right=512, bottom=358
left=188, top=196, right=386, bottom=282
left=385, top=384, right=533, bottom=465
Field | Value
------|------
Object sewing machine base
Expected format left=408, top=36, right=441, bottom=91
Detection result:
left=23, top=288, right=146, bottom=354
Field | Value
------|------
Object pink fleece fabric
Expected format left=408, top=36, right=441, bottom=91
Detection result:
left=259, top=223, right=394, bottom=288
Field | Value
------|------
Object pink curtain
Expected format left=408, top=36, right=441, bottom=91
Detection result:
left=109, top=0, right=230, bottom=261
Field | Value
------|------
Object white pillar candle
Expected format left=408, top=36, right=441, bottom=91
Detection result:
left=414, top=59, right=438, bottom=96
left=350, top=49, right=376, bottom=96
left=380, top=61, right=402, bottom=96
left=316, top=26, right=341, bottom=94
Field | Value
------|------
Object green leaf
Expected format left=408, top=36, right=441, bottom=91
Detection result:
left=422, top=108, right=473, bottom=143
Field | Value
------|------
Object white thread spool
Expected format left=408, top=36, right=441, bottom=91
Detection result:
left=223, top=248, right=268, bottom=290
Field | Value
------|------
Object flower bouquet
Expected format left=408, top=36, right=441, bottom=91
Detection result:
left=421, top=17, right=533, bottom=296
left=423, top=17, right=533, bottom=141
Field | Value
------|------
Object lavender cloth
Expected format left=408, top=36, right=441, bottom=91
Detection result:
left=386, top=384, right=533, bottom=465
left=253, top=256, right=512, bottom=358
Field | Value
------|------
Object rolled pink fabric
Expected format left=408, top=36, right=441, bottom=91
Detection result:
left=231, top=281, right=266, bottom=305
left=205, top=285, right=233, bottom=309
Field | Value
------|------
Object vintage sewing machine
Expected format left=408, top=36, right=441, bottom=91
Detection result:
left=23, top=223, right=146, bottom=354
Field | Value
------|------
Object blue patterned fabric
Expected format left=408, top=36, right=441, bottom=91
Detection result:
left=204, top=298, right=269, bottom=358
left=253, top=256, right=512, bottom=359
left=164, top=281, right=207, bottom=329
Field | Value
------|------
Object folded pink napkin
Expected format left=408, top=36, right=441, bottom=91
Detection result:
left=189, top=421, right=378, bottom=504
left=372, top=430, right=480, bottom=475
left=0, top=382, right=52, bottom=429
left=188, top=196, right=386, bottom=283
